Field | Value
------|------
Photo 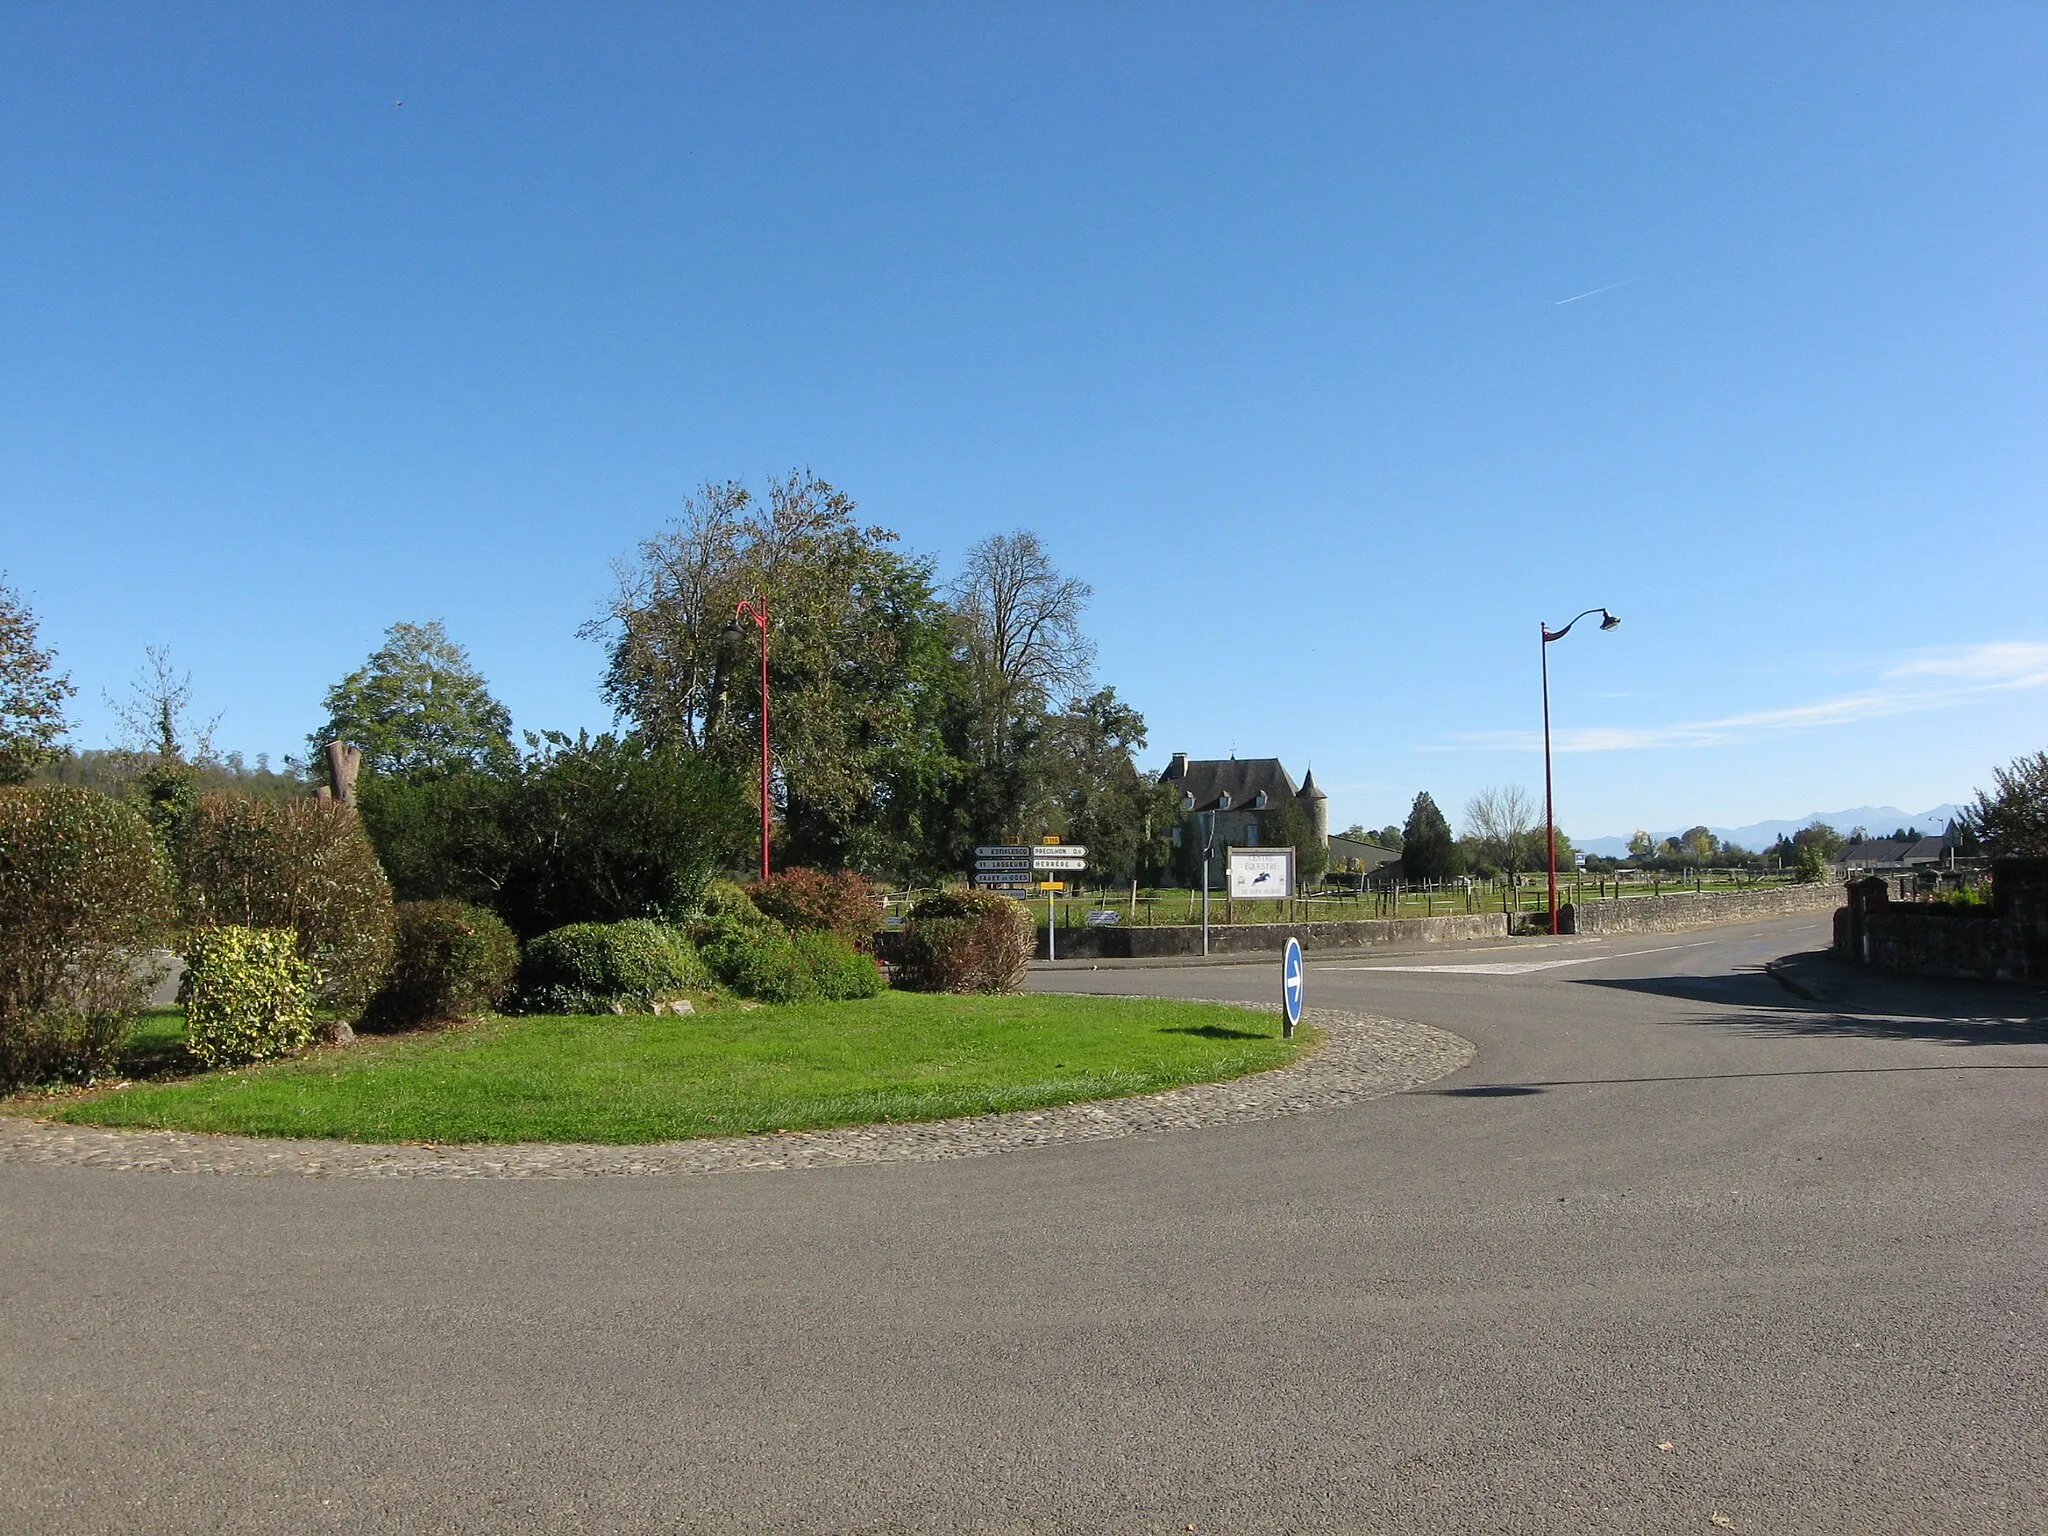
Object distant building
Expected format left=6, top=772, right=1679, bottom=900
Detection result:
left=1159, top=753, right=1328, bottom=882
left=1326, top=833, right=1401, bottom=878
left=1838, top=821, right=1968, bottom=871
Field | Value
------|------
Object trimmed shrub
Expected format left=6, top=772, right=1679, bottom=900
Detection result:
left=747, top=867, right=884, bottom=945
left=700, top=923, right=817, bottom=1004
left=0, top=784, right=176, bottom=1087
left=893, top=891, right=1034, bottom=994
left=182, top=925, right=316, bottom=1068
left=519, top=920, right=707, bottom=1014
left=794, top=930, right=886, bottom=1000
left=177, top=794, right=397, bottom=1014
left=696, top=877, right=777, bottom=931
left=364, top=900, right=519, bottom=1030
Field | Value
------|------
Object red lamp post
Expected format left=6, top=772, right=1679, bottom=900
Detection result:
left=1541, top=607, right=1620, bottom=935
left=732, top=596, right=772, bottom=881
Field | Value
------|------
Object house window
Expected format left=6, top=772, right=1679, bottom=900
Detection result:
left=1243, top=824, right=1259, bottom=847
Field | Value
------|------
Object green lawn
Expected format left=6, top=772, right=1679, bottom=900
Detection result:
left=49, top=992, right=1309, bottom=1144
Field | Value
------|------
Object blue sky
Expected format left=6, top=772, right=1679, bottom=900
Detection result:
left=4, top=4, right=2043, bottom=842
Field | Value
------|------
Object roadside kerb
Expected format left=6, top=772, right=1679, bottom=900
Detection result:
left=0, top=1004, right=1472, bottom=1179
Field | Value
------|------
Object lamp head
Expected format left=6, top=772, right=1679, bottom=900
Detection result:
left=721, top=618, right=743, bottom=646
left=1599, top=610, right=1621, bottom=630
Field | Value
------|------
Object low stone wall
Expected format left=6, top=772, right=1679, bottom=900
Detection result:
left=1039, top=912, right=1507, bottom=961
left=1836, top=859, right=2048, bottom=983
left=1562, top=882, right=1845, bottom=936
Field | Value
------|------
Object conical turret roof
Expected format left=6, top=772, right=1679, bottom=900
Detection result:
left=1298, top=768, right=1326, bottom=801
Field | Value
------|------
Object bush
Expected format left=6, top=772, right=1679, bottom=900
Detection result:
left=519, top=920, right=707, bottom=1014
left=177, top=794, right=397, bottom=1014
left=700, top=923, right=817, bottom=1003
left=0, top=784, right=176, bottom=1087
left=181, top=925, right=316, bottom=1068
left=893, top=891, right=1034, bottom=994
left=747, top=867, right=884, bottom=944
left=363, top=901, right=519, bottom=1030
left=794, top=930, right=886, bottom=1000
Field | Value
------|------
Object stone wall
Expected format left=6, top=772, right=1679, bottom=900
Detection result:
left=1039, top=912, right=1506, bottom=961
left=1562, top=882, right=1845, bottom=936
left=1836, top=859, right=2048, bottom=983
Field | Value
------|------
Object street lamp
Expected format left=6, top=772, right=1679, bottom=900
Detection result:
left=1541, top=607, right=1620, bottom=935
left=725, top=596, right=772, bottom=881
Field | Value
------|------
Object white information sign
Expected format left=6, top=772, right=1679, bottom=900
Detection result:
left=1226, top=847, right=1296, bottom=900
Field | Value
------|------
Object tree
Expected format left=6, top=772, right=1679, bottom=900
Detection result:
left=0, top=577, right=74, bottom=785
left=1680, top=825, right=1719, bottom=865
left=1037, top=689, right=1180, bottom=886
left=1463, top=785, right=1540, bottom=877
left=590, top=474, right=961, bottom=875
left=1968, top=749, right=2048, bottom=857
left=1262, top=794, right=1330, bottom=885
left=949, top=531, right=1094, bottom=770
left=310, top=621, right=515, bottom=780
left=1627, top=829, right=1655, bottom=860
left=1400, top=792, right=1465, bottom=883
left=358, top=732, right=754, bottom=938
left=106, top=646, right=219, bottom=850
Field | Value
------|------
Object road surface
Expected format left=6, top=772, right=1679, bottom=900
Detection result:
left=3, top=913, right=2042, bottom=1533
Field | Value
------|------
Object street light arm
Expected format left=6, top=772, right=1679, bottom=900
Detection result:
left=1542, top=608, right=1618, bottom=644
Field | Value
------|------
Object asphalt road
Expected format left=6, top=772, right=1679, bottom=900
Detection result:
left=4, top=915, right=2043, bottom=1534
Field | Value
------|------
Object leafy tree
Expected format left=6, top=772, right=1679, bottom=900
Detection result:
left=310, top=620, right=514, bottom=780
left=1968, top=749, right=2048, bottom=857
left=1681, top=825, right=1719, bottom=865
left=1037, top=688, right=1180, bottom=886
left=1627, top=829, right=1655, bottom=860
left=1400, top=792, right=1465, bottom=883
left=1374, top=825, right=1404, bottom=851
left=0, top=577, right=74, bottom=784
left=105, top=646, right=220, bottom=851
left=1262, top=794, right=1330, bottom=885
left=590, top=473, right=960, bottom=876
left=359, top=733, right=753, bottom=938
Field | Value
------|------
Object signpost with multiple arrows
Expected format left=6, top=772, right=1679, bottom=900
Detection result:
left=972, top=841, right=1088, bottom=961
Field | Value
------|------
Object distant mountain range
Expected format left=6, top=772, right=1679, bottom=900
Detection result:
left=1578, top=804, right=1967, bottom=859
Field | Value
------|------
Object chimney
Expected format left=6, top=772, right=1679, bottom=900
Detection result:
left=1167, top=752, right=1188, bottom=779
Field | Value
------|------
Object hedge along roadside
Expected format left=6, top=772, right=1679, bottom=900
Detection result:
left=0, top=784, right=177, bottom=1088
left=362, top=901, right=520, bottom=1031
left=887, top=891, right=1035, bottom=993
left=176, top=793, right=396, bottom=1015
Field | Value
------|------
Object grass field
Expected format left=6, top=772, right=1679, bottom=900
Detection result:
left=45, top=993, right=1310, bottom=1145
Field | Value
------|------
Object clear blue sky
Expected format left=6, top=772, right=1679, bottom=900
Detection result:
left=5, top=4, right=2043, bottom=842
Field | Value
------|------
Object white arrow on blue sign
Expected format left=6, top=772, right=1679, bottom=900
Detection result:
left=1281, top=937, right=1304, bottom=1036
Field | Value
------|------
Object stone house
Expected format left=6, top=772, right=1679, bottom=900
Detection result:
left=1160, top=754, right=1327, bottom=882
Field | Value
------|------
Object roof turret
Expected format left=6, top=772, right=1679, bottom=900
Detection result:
left=1297, top=768, right=1326, bottom=802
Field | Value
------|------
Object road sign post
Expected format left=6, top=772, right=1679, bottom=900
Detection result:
left=1281, top=936, right=1303, bottom=1038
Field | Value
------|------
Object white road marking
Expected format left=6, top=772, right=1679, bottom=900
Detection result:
left=1330, top=941, right=1713, bottom=976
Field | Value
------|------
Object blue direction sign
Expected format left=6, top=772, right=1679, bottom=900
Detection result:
left=1281, top=937, right=1304, bottom=1037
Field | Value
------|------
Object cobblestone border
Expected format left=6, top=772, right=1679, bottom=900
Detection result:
left=0, top=1004, right=1472, bottom=1179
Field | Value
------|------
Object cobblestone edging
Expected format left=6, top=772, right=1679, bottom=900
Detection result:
left=0, top=1005, right=1472, bottom=1179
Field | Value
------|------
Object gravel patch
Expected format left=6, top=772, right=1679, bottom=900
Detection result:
left=0, top=1004, right=1471, bottom=1179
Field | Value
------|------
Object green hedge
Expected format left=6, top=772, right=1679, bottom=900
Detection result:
left=182, top=925, right=316, bottom=1068
left=699, top=922, right=885, bottom=1003
left=518, top=920, right=707, bottom=1014
left=364, top=900, right=519, bottom=1030
left=0, top=784, right=176, bottom=1087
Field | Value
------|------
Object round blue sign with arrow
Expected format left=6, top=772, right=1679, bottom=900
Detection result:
left=1281, top=936, right=1304, bottom=1037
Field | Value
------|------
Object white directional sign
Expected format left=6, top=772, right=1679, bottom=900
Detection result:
left=1030, top=845, right=1087, bottom=858
left=1031, top=857, right=1088, bottom=871
left=974, top=845, right=1030, bottom=858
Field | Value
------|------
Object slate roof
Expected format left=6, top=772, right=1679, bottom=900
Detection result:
left=1161, top=756, right=1298, bottom=812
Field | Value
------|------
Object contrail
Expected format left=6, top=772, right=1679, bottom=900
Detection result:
left=1554, top=277, right=1644, bottom=306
